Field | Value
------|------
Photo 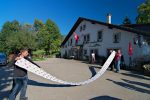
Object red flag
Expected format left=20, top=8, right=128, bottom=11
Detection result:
left=74, top=32, right=79, bottom=42
left=128, top=42, right=133, bottom=56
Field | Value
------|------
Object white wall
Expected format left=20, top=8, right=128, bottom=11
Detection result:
left=61, top=20, right=146, bottom=65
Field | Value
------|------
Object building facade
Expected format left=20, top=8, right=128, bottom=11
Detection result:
left=61, top=17, right=150, bottom=66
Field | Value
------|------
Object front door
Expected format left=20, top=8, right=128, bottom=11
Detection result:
left=90, top=49, right=98, bottom=61
left=90, top=49, right=98, bottom=55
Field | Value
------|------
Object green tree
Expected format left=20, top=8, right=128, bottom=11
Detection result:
left=0, top=18, right=63, bottom=55
left=36, top=19, right=62, bottom=54
left=36, top=26, right=51, bottom=55
left=123, top=16, right=132, bottom=25
left=1, top=20, right=20, bottom=33
left=33, top=19, right=51, bottom=54
left=0, top=32, right=5, bottom=52
left=33, top=19, right=44, bottom=32
left=136, top=0, right=150, bottom=24
left=1, top=20, right=20, bottom=41
left=5, top=30, right=37, bottom=53
left=0, top=20, right=20, bottom=52
left=45, top=19, right=62, bottom=53
left=21, top=23, right=33, bottom=31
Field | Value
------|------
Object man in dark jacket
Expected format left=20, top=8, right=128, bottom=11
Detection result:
left=8, top=49, right=40, bottom=100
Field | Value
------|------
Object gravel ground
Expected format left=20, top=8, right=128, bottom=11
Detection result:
left=0, top=58, right=150, bottom=100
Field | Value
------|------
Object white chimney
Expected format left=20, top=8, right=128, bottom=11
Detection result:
left=107, top=13, right=112, bottom=24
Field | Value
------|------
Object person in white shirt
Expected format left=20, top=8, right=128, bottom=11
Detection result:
left=91, top=51, right=96, bottom=63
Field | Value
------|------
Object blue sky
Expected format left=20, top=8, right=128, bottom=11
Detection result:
left=0, top=0, right=146, bottom=35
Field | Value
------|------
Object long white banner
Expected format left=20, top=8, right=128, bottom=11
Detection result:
left=15, top=51, right=116, bottom=85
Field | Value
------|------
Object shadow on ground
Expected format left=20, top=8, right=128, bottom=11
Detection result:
left=89, top=95, right=121, bottom=100
left=88, top=65, right=102, bottom=78
left=0, top=66, right=13, bottom=100
left=28, top=64, right=102, bottom=87
left=28, top=79, right=76, bottom=87
left=121, top=71, right=150, bottom=81
left=107, top=78, right=150, bottom=94
left=122, top=79, right=150, bottom=89
left=89, top=66, right=97, bottom=78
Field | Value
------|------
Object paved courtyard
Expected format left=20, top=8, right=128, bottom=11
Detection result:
left=0, top=58, right=150, bottom=100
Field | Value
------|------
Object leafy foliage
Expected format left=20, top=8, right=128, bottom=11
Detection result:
left=36, top=19, right=62, bottom=54
left=136, top=0, right=150, bottom=24
left=0, top=19, right=63, bottom=55
left=122, top=16, right=132, bottom=25
left=33, top=19, right=44, bottom=32
left=5, top=30, right=37, bottom=53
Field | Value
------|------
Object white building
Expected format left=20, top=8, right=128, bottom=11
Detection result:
left=60, top=15, right=150, bottom=66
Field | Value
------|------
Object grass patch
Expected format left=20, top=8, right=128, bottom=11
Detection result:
left=32, top=57, right=47, bottom=61
left=32, top=49, right=60, bottom=61
left=33, top=50, right=45, bottom=55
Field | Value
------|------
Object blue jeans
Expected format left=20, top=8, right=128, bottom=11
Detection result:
left=115, top=60, right=121, bottom=72
left=9, top=75, right=28, bottom=100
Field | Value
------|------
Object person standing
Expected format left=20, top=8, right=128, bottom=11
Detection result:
left=8, top=48, right=40, bottom=100
left=115, top=50, right=122, bottom=73
left=91, top=51, right=96, bottom=64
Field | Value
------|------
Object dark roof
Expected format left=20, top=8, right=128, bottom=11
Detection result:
left=122, top=23, right=150, bottom=33
left=122, top=23, right=150, bottom=27
left=61, top=17, right=150, bottom=46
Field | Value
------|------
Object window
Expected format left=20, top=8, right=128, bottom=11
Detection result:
left=134, top=35, right=142, bottom=47
left=87, top=34, right=90, bottom=41
left=133, top=36, right=138, bottom=45
left=97, top=31, right=103, bottom=42
left=80, top=24, right=86, bottom=32
left=91, top=22, right=95, bottom=24
left=84, top=50, right=87, bottom=55
left=90, top=49, right=98, bottom=56
left=83, top=24, right=86, bottom=30
left=113, top=33, right=121, bottom=43
left=84, top=34, right=90, bottom=43
left=68, top=42, right=70, bottom=46
left=75, top=39, right=78, bottom=45
left=80, top=26, right=82, bottom=32
left=84, top=35, right=86, bottom=42
left=70, top=39, right=72, bottom=45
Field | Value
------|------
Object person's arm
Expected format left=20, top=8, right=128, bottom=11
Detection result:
left=25, top=57, right=41, bottom=68
left=119, top=53, right=122, bottom=57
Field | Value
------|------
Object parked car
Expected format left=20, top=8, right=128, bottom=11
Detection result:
left=0, top=53, right=7, bottom=66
